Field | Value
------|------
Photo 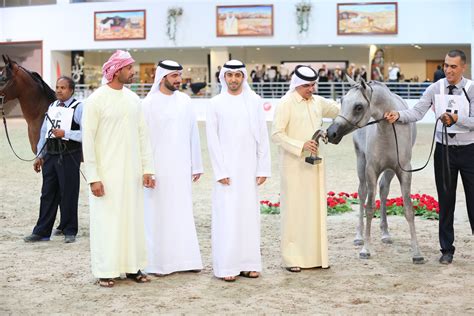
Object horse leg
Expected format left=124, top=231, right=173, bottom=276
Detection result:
left=360, top=168, right=377, bottom=259
left=397, top=170, right=424, bottom=264
left=379, top=170, right=395, bottom=244
left=354, top=151, right=367, bottom=246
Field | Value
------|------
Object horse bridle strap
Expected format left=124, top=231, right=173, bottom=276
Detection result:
left=337, top=82, right=380, bottom=129
left=337, top=113, right=385, bottom=129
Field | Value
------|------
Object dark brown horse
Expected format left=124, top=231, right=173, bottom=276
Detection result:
left=0, top=55, right=56, bottom=153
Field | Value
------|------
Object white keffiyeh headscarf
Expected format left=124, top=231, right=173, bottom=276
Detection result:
left=287, top=65, right=318, bottom=95
left=218, top=60, right=262, bottom=144
left=145, top=60, right=183, bottom=98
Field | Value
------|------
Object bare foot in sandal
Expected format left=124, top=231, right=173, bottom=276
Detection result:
left=98, top=278, right=115, bottom=287
left=126, top=270, right=151, bottom=283
left=240, top=271, right=260, bottom=278
left=222, top=276, right=237, bottom=282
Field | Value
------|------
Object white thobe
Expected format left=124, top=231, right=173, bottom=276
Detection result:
left=141, top=91, right=203, bottom=274
left=82, top=85, right=154, bottom=278
left=206, top=92, right=271, bottom=278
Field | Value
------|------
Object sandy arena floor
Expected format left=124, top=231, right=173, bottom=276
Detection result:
left=1, top=119, right=472, bottom=314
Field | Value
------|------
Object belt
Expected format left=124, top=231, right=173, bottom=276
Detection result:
left=437, top=142, right=474, bottom=148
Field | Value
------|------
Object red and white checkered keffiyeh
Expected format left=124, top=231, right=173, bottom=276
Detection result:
left=101, top=50, right=135, bottom=84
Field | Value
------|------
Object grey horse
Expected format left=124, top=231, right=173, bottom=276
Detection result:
left=326, top=78, right=424, bottom=263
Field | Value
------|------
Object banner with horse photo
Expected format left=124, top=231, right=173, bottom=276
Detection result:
left=94, top=10, right=146, bottom=41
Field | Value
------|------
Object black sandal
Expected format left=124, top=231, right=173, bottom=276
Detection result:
left=126, top=270, right=150, bottom=283
left=286, top=267, right=301, bottom=273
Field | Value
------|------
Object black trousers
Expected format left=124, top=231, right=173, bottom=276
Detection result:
left=32, top=150, right=81, bottom=237
left=434, top=143, right=474, bottom=255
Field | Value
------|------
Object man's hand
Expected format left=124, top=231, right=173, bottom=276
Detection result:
left=192, top=173, right=202, bottom=182
left=33, top=158, right=43, bottom=173
left=143, top=174, right=156, bottom=188
left=256, top=177, right=267, bottom=186
left=90, top=181, right=105, bottom=197
left=218, top=177, right=230, bottom=185
left=303, top=140, right=318, bottom=155
left=51, top=128, right=65, bottom=138
left=384, top=111, right=400, bottom=124
left=440, top=112, right=458, bottom=126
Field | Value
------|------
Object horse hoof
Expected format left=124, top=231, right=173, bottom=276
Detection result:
left=412, top=257, right=425, bottom=264
left=353, top=239, right=364, bottom=246
left=381, top=237, right=393, bottom=244
left=359, top=252, right=371, bottom=259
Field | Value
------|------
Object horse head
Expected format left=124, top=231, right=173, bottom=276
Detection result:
left=0, top=55, right=20, bottom=101
left=326, top=76, right=373, bottom=144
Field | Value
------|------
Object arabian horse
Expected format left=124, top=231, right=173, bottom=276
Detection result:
left=326, top=78, right=424, bottom=263
left=0, top=55, right=56, bottom=154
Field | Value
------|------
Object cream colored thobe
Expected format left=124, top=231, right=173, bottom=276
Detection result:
left=82, top=85, right=154, bottom=278
left=141, top=91, right=203, bottom=274
left=207, top=92, right=271, bottom=278
left=272, top=90, right=339, bottom=268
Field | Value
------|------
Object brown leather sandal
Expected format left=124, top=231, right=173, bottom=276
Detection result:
left=98, top=278, right=115, bottom=287
left=240, top=271, right=260, bottom=278
left=126, top=270, right=150, bottom=283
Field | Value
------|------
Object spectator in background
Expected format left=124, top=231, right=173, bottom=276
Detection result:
left=346, top=63, right=356, bottom=78
left=279, top=64, right=289, bottom=82
left=215, top=66, right=221, bottom=83
left=318, top=67, right=328, bottom=82
left=333, top=65, right=344, bottom=82
left=434, top=65, right=445, bottom=82
left=388, top=62, right=400, bottom=82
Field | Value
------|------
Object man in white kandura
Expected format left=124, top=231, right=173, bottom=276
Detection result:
left=142, top=60, right=204, bottom=276
left=272, top=65, right=340, bottom=273
left=82, top=50, right=156, bottom=288
left=206, top=60, right=271, bottom=282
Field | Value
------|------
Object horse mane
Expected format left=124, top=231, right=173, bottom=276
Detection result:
left=369, top=80, right=409, bottom=110
left=27, top=69, right=57, bottom=103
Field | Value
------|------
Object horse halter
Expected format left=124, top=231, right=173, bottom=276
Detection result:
left=0, top=65, right=17, bottom=100
left=336, top=82, right=383, bottom=129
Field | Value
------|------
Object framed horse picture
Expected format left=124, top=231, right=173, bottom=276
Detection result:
left=337, top=2, right=398, bottom=35
left=216, top=5, right=273, bottom=37
left=94, top=10, right=146, bottom=41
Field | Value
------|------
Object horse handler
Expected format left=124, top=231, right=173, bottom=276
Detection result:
left=385, top=49, right=474, bottom=265
left=271, top=66, right=340, bottom=272
left=24, top=76, right=82, bottom=244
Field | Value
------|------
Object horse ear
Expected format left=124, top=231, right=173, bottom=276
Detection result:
left=346, top=74, right=357, bottom=86
left=360, top=78, right=367, bottom=90
left=2, top=55, right=8, bottom=66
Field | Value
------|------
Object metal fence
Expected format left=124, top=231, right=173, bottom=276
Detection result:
left=75, top=81, right=430, bottom=100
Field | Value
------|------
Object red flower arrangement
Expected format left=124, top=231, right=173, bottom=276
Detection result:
left=373, top=194, right=439, bottom=220
left=261, top=192, right=439, bottom=220
left=260, top=200, right=281, bottom=214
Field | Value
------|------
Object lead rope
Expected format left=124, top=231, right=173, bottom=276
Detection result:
left=392, top=117, right=451, bottom=191
left=1, top=96, right=87, bottom=182
left=1, top=95, right=48, bottom=161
